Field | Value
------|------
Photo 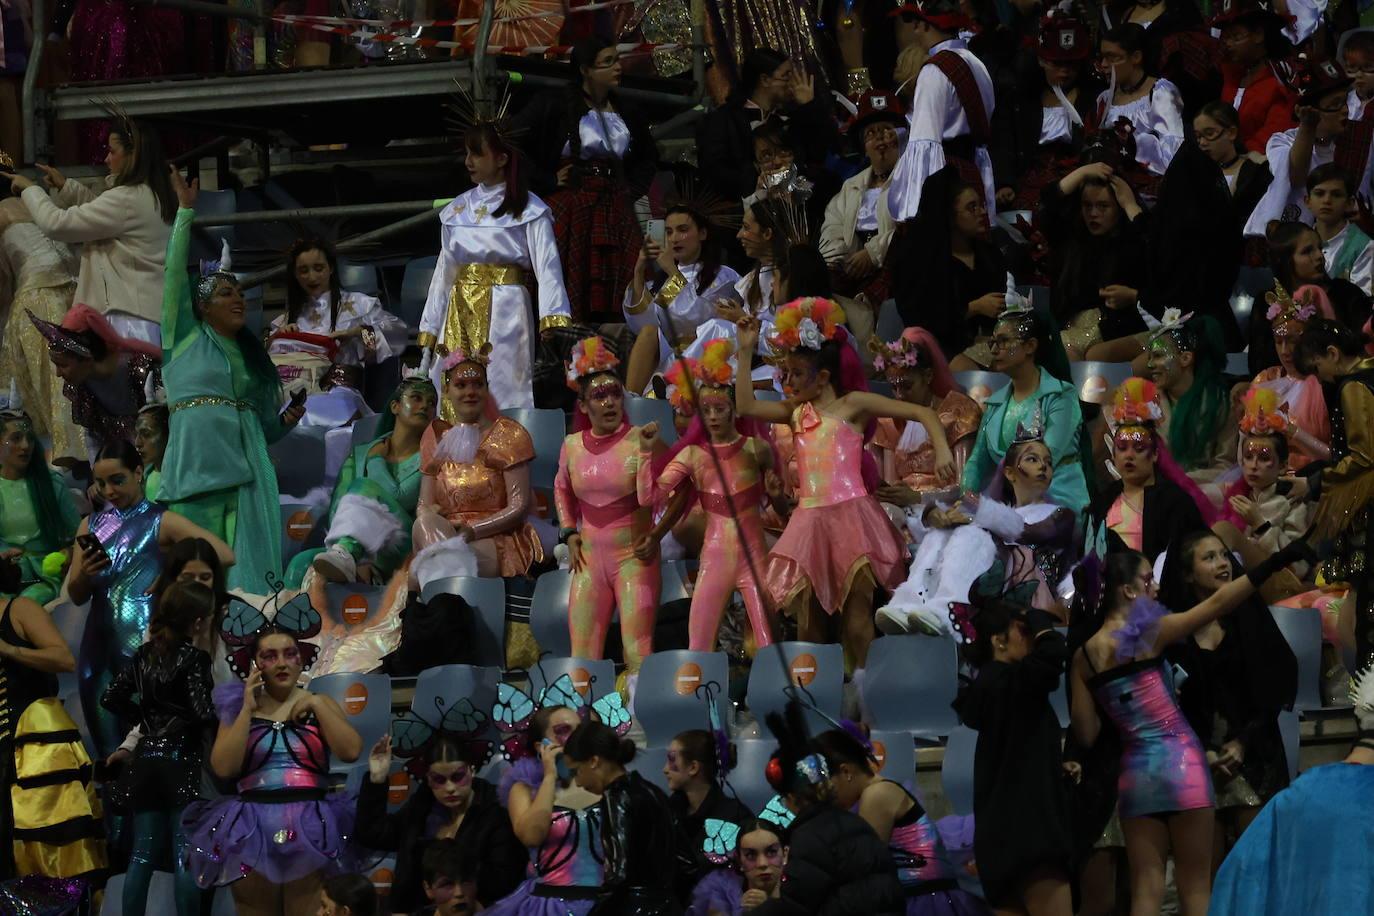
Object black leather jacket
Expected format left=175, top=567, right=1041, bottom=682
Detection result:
left=101, top=642, right=217, bottom=739
left=594, top=771, right=690, bottom=916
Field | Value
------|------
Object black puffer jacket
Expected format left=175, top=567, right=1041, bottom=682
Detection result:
left=354, top=775, right=525, bottom=912
left=753, top=805, right=904, bottom=916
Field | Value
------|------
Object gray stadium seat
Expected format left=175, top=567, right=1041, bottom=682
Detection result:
left=529, top=656, right=617, bottom=706
left=862, top=635, right=961, bottom=737
left=729, top=737, right=779, bottom=814
left=530, top=569, right=572, bottom=657
left=421, top=576, right=507, bottom=667
left=309, top=671, right=391, bottom=777
left=636, top=650, right=730, bottom=747
left=951, top=370, right=1009, bottom=406
left=1069, top=361, right=1135, bottom=405
left=1269, top=606, right=1326, bottom=712
left=745, top=641, right=844, bottom=736
left=941, top=725, right=978, bottom=816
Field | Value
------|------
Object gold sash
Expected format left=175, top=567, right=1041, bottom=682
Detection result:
left=441, top=262, right=529, bottom=357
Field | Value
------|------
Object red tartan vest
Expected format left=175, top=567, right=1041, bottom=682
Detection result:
left=1336, top=98, right=1374, bottom=183
left=929, top=50, right=990, bottom=145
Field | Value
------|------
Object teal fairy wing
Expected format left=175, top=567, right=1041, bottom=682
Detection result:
left=758, top=795, right=796, bottom=830
left=538, top=674, right=586, bottom=713
left=591, top=691, right=632, bottom=736
left=221, top=598, right=269, bottom=646
left=702, top=817, right=740, bottom=865
left=391, top=709, right=437, bottom=758
left=493, top=682, right=538, bottom=733
left=439, top=697, right=489, bottom=738
left=272, top=591, right=323, bottom=639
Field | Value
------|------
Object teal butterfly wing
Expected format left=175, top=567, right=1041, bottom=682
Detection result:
left=759, top=795, right=796, bottom=830
left=221, top=598, right=269, bottom=645
left=273, top=591, right=323, bottom=639
left=538, top=674, right=586, bottom=713
left=439, top=697, right=490, bottom=738
left=702, top=817, right=740, bottom=865
left=591, top=690, right=632, bottom=736
left=493, top=683, right=538, bottom=733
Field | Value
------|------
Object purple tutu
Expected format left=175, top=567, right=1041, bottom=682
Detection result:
left=182, top=790, right=357, bottom=887
left=482, top=878, right=598, bottom=916
left=906, top=887, right=993, bottom=916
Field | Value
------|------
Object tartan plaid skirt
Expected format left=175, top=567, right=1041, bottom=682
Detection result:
left=548, top=167, right=643, bottom=324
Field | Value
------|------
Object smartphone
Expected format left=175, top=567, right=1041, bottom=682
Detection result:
left=77, top=533, right=107, bottom=560
left=646, top=218, right=665, bottom=246
left=287, top=387, right=308, bottom=410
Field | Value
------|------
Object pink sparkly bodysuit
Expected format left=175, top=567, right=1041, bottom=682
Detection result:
left=638, top=436, right=774, bottom=652
left=555, top=424, right=660, bottom=671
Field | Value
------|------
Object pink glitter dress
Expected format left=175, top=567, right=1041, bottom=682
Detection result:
left=765, top=404, right=909, bottom=613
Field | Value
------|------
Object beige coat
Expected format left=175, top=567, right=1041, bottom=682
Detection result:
left=21, top=178, right=172, bottom=324
left=819, top=165, right=897, bottom=267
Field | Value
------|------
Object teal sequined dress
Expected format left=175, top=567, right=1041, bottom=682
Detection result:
left=159, top=208, right=286, bottom=592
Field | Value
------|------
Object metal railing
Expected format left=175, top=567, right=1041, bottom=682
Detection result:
left=23, top=0, right=709, bottom=163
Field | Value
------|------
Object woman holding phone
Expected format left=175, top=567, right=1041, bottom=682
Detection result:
left=66, top=439, right=233, bottom=760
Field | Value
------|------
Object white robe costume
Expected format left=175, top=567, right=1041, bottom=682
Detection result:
left=419, top=182, right=571, bottom=411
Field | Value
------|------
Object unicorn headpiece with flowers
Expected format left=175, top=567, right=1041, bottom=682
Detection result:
left=439, top=342, right=492, bottom=381
left=663, top=357, right=699, bottom=416
left=868, top=334, right=925, bottom=374
left=767, top=297, right=848, bottom=353
left=994, top=289, right=1037, bottom=339
left=1147, top=308, right=1197, bottom=351
left=1238, top=386, right=1288, bottom=437
left=566, top=336, right=621, bottom=389
left=1109, top=377, right=1164, bottom=432
left=196, top=240, right=236, bottom=306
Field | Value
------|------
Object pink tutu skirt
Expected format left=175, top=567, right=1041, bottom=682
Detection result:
left=765, top=495, right=908, bottom=613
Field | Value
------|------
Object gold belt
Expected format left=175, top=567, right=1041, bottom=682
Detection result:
left=441, top=262, right=529, bottom=357
left=169, top=395, right=253, bottom=414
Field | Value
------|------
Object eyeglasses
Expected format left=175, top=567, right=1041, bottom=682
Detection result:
left=988, top=336, right=1023, bottom=352
left=1194, top=127, right=1227, bottom=142
left=864, top=125, right=898, bottom=143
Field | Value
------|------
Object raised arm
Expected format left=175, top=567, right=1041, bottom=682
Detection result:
left=210, top=674, right=259, bottom=780
left=163, top=170, right=201, bottom=352
left=20, top=182, right=134, bottom=243
left=847, top=390, right=954, bottom=483
left=1152, top=541, right=1311, bottom=650
left=160, top=511, right=236, bottom=569
left=302, top=693, right=362, bottom=763
left=508, top=744, right=562, bottom=846
left=733, top=317, right=791, bottom=423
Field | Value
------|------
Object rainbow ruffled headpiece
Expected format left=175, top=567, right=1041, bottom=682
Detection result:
left=1238, top=386, right=1288, bottom=436
left=663, top=358, right=699, bottom=415
left=695, top=338, right=735, bottom=389
left=1110, top=377, right=1164, bottom=429
left=768, top=297, right=847, bottom=352
left=566, top=336, right=621, bottom=389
